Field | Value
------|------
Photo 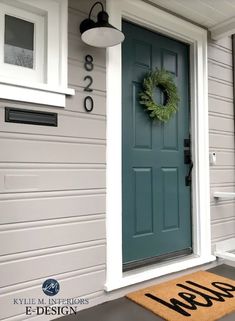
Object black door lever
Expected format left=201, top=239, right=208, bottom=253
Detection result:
left=185, top=163, right=193, bottom=186
left=184, top=150, right=192, bottom=164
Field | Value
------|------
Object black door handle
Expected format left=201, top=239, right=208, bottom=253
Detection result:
left=184, top=149, right=192, bottom=164
left=185, top=163, right=193, bottom=186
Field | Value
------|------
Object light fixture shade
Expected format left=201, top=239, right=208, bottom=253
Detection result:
left=81, top=27, right=125, bottom=48
left=80, top=10, right=125, bottom=48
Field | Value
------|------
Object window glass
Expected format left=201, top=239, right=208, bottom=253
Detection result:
left=4, top=15, right=34, bottom=69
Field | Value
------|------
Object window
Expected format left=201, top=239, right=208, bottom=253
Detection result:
left=4, top=15, right=34, bottom=69
left=0, top=0, right=74, bottom=107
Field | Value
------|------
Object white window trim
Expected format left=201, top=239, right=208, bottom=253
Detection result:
left=0, top=0, right=75, bottom=107
left=105, top=0, right=215, bottom=292
left=0, top=3, right=45, bottom=83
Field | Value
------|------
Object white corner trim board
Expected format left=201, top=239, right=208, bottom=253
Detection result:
left=106, top=0, right=213, bottom=291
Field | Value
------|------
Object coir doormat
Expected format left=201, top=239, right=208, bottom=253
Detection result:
left=126, top=271, right=235, bottom=321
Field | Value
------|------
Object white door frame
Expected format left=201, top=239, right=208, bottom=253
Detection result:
left=105, top=0, right=215, bottom=292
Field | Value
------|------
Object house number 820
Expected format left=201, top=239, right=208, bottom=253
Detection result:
left=83, top=55, right=94, bottom=112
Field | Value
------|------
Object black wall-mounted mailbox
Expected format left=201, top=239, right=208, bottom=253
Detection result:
left=5, top=107, right=58, bottom=127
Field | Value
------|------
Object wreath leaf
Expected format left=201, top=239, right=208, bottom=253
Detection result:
left=139, top=69, right=180, bottom=122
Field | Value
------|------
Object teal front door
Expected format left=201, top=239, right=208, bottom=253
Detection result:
left=122, top=21, right=192, bottom=268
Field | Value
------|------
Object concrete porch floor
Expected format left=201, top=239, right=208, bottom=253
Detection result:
left=58, top=264, right=235, bottom=321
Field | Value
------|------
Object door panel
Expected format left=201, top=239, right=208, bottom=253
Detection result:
left=134, top=168, right=153, bottom=235
left=122, top=21, right=192, bottom=265
left=162, top=168, right=179, bottom=231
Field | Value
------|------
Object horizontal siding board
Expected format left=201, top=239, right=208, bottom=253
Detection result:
left=208, top=97, right=234, bottom=116
left=211, top=196, right=235, bottom=206
left=211, top=185, right=235, bottom=195
left=0, top=219, right=105, bottom=255
left=209, top=133, right=235, bottom=149
left=66, top=89, right=106, bottom=116
left=211, top=152, right=235, bottom=166
left=0, top=245, right=105, bottom=288
left=211, top=220, right=235, bottom=239
left=0, top=108, right=106, bottom=140
left=208, top=45, right=232, bottom=66
left=68, top=34, right=106, bottom=68
left=210, top=169, right=235, bottom=184
left=68, top=62, right=106, bottom=92
left=208, top=61, right=232, bottom=83
left=212, top=235, right=235, bottom=244
left=211, top=203, right=235, bottom=221
left=0, top=138, right=105, bottom=164
left=0, top=194, right=105, bottom=224
left=208, top=79, right=233, bottom=99
left=209, top=115, right=234, bottom=132
left=0, top=169, right=105, bottom=193
left=0, top=269, right=105, bottom=320
left=210, top=37, right=232, bottom=51
left=68, top=8, right=86, bottom=35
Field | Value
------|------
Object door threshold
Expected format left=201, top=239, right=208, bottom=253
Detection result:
left=123, top=248, right=193, bottom=272
left=104, top=254, right=216, bottom=292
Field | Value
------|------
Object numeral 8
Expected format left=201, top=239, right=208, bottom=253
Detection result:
left=84, top=55, right=94, bottom=71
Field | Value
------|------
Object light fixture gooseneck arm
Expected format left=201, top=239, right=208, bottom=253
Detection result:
left=88, top=1, right=104, bottom=19
left=80, top=0, right=125, bottom=48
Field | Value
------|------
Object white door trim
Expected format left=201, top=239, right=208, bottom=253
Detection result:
left=105, top=0, right=215, bottom=292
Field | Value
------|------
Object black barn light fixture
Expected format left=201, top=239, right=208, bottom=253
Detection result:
left=79, top=1, right=125, bottom=48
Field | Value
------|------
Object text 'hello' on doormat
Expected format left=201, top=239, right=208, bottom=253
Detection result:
left=126, top=271, right=235, bottom=321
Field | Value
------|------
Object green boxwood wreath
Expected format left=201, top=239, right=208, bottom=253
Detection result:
left=139, top=69, right=180, bottom=122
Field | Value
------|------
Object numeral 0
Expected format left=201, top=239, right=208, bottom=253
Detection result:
left=84, top=96, right=94, bottom=112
